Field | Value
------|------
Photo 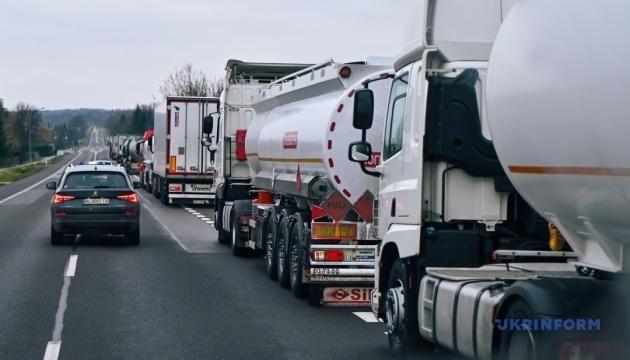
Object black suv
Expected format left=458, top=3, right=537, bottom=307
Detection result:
left=46, top=164, right=142, bottom=245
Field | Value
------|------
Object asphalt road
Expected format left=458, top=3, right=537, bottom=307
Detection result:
left=0, top=130, right=458, bottom=360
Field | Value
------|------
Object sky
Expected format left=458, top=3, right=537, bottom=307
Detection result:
left=0, top=0, right=414, bottom=110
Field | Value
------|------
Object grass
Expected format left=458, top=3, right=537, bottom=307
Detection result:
left=0, top=153, right=69, bottom=185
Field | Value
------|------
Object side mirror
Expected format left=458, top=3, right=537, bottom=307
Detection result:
left=353, top=89, right=374, bottom=130
left=46, top=181, right=57, bottom=190
left=348, top=141, right=372, bottom=163
left=133, top=181, right=142, bottom=189
left=201, top=137, right=213, bottom=147
left=203, top=115, right=214, bottom=135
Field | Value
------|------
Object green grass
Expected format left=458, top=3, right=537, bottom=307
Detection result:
left=0, top=153, right=69, bottom=185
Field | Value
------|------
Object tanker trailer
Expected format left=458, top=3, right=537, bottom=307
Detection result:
left=223, top=59, right=393, bottom=306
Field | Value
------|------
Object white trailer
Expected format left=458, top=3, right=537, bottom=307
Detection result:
left=153, top=96, right=219, bottom=206
left=217, top=59, right=393, bottom=306
left=348, top=1, right=630, bottom=359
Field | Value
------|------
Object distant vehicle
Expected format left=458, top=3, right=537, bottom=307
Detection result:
left=46, top=164, right=142, bottom=246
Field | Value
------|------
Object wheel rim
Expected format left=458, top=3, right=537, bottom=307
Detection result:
left=386, top=279, right=405, bottom=343
left=506, top=329, right=536, bottom=359
left=277, top=227, right=285, bottom=274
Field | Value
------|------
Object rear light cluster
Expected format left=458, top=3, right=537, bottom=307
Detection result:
left=560, top=342, right=624, bottom=360
left=117, top=194, right=138, bottom=203
left=238, top=216, right=250, bottom=233
left=311, top=250, right=344, bottom=262
left=53, top=195, right=74, bottom=204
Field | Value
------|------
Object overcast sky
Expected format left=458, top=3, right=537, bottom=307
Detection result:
left=0, top=0, right=414, bottom=110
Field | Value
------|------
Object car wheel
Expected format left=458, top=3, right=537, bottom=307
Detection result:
left=128, top=227, right=140, bottom=246
left=51, top=224, right=63, bottom=245
left=276, top=215, right=291, bottom=288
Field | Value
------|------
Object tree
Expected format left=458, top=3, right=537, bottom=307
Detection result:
left=4, top=103, right=43, bottom=163
left=0, top=98, right=8, bottom=158
left=158, top=63, right=224, bottom=98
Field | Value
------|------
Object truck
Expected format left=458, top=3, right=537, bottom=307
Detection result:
left=152, top=96, right=219, bottom=206
left=213, top=59, right=393, bottom=306
left=346, top=1, right=630, bottom=359
left=121, top=136, right=143, bottom=175
left=137, top=130, right=154, bottom=192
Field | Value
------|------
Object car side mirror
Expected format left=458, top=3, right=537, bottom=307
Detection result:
left=46, top=181, right=57, bottom=190
left=133, top=181, right=142, bottom=189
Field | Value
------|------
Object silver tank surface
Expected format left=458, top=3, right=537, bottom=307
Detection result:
left=246, top=61, right=392, bottom=204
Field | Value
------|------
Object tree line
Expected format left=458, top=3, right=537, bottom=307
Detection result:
left=1, top=63, right=223, bottom=166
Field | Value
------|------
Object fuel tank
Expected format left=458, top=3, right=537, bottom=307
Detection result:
left=487, top=0, right=630, bottom=272
left=246, top=61, right=392, bottom=204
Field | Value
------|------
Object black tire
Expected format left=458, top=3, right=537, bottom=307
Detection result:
left=276, top=215, right=291, bottom=288
left=265, top=215, right=278, bottom=280
left=160, top=180, right=169, bottom=205
left=231, top=213, right=246, bottom=256
left=386, top=259, right=425, bottom=356
left=289, top=219, right=308, bottom=298
left=498, top=299, right=541, bottom=360
left=128, top=226, right=140, bottom=246
left=308, top=285, right=322, bottom=307
left=51, top=224, right=63, bottom=245
left=153, top=177, right=160, bottom=199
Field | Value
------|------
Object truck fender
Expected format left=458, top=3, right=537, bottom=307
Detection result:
left=291, top=212, right=311, bottom=264
left=232, top=199, right=253, bottom=241
left=382, top=224, right=421, bottom=259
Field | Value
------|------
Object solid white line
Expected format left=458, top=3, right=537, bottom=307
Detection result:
left=65, top=255, right=78, bottom=277
left=43, top=341, right=61, bottom=360
left=0, top=152, right=82, bottom=204
left=353, top=312, right=383, bottom=323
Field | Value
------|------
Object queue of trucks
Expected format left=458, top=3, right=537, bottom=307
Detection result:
left=102, top=1, right=630, bottom=358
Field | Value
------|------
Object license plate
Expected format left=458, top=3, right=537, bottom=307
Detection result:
left=322, top=287, right=373, bottom=307
left=311, top=268, right=340, bottom=275
left=83, top=198, right=109, bottom=205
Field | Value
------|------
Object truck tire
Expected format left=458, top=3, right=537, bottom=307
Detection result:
left=51, top=225, right=63, bottom=245
left=386, top=259, right=425, bottom=357
left=153, top=177, right=160, bottom=199
left=276, top=215, right=291, bottom=288
left=497, top=299, right=541, bottom=360
left=265, top=215, right=278, bottom=280
left=231, top=213, right=246, bottom=256
left=216, top=211, right=229, bottom=244
left=289, top=220, right=308, bottom=298
left=160, top=180, right=169, bottom=205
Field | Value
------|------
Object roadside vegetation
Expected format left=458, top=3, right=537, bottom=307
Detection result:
left=0, top=153, right=68, bottom=185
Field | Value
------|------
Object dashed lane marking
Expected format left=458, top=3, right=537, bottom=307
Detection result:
left=353, top=312, right=383, bottom=323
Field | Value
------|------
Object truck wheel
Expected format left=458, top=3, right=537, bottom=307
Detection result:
left=276, top=215, right=291, bottom=288
left=153, top=177, right=160, bottom=199
left=265, top=216, right=278, bottom=280
left=308, top=285, right=322, bottom=307
left=289, top=220, right=308, bottom=298
left=160, top=180, right=169, bottom=205
left=231, top=214, right=246, bottom=256
left=51, top=224, right=63, bottom=245
left=498, top=299, right=541, bottom=360
left=386, top=259, right=424, bottom=356
left=216, top=212, right=229, bottom=244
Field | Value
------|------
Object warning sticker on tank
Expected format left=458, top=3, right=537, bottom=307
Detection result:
left=322, top=287, right=372, bottom=307
left=283, top=131, right=298, bottom=149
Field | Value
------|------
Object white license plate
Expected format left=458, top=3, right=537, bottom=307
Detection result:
left=83, top=198, right=110, bottom=205
left=312, top=268, right=340, bottom=275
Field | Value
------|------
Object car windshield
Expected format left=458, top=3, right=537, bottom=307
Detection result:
left=63, top=172, right=127, bottom=189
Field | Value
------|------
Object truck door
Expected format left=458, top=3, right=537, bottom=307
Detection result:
left=377, top=63, right=425, bottom=240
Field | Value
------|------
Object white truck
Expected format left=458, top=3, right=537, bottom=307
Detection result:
left=138, top=130, right=154, bottom=192
left=213, top=59, right=393, bottom=306
left=347, top=1, right=630, bottom=359
left=153, top=96, right=219, bottom=206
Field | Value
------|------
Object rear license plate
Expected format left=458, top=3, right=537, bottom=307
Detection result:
left=83, top=198, right=110, bottom=205
left=322, top=287, right=373, bottom=307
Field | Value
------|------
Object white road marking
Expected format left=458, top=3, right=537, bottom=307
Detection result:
left=43, top=341, right=61, bottom=360
left=205, top=221, right=214, bottom=224
left=200, top=218, right=210, bottom=221
left=65, top=255, right=78, bottom=277
left=195, top=214, right=204, bottom=218
left=353, top=312, right=383, bottom=323
left=141, top=201, right=190, bottom=252
left=0, top=152, right=82, bottom=204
